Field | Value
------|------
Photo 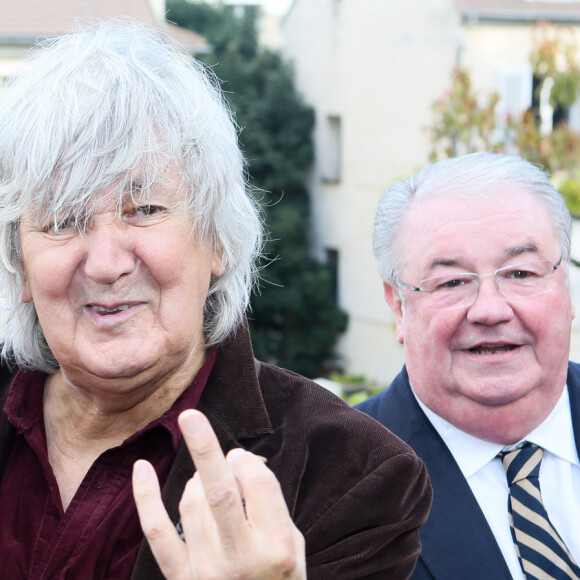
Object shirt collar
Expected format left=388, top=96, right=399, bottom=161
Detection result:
left=5, top=346, right=218, bottom=452
left=128, top=346, right=218, bottom=449
left=526, top=386, right=580, bottom=466
left=412, top=385, right=579, bottom=479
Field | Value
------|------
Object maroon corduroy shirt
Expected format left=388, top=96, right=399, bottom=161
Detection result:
left=0, top=348, right=217, bottom=579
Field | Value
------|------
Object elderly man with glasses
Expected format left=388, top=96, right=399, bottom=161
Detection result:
left=357, top=152, right=580, bottom=580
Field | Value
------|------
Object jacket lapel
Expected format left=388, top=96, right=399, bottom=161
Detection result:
left=367, top=368, right=512, bottom=579
left=131, top=322, right=273, bottom=579
left=0, top=377, right=15, bottom=476
left=566, top=362, right=580, bottom=457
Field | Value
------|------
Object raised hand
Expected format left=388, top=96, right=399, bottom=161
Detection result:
left=133, top=409, right=306, bottom=580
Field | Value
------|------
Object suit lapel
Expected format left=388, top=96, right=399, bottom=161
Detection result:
left=372, top=369, right=512, bottom=579
left=565, top=362, right=580, bottom=456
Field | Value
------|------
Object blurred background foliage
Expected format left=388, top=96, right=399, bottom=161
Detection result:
left=429, top=23, right=580, bottom=217
left=167, top=0, right=348, bottom=378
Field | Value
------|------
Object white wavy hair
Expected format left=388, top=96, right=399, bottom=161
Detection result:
left=374, top=152, right=572, bottom=286
left=0, top=19, right=263, bottom=372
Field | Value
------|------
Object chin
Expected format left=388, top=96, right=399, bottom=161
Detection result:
left=67, top=349, right=162, bottom=381
left=466, top=383, right=531, bottom=407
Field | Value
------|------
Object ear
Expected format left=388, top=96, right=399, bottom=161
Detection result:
left=211, top=248, right=226, bottom=277
left=21, top=269, right=33, bottom=303
left=383, top=282, right=405, bottom=344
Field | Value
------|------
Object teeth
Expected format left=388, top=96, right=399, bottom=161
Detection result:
left=92, top=305, right=131, bottom=313
left=471, top=345, right=516, bottom=355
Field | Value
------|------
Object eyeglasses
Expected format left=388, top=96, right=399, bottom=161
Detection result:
left=398, top=256, right=563, bottom=309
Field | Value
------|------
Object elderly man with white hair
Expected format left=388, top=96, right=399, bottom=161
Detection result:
left=0, top=19, right=431, bottom=580
left=358, top=152, right=580, bottom=580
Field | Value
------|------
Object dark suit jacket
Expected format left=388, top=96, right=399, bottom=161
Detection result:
left=356, top=364, right=580, bottom=579
left=0, top=327, right=432, bottom=579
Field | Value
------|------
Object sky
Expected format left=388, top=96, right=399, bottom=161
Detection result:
left=260, top=0, right=293, bottom=14
left=221, top=0, right=293, bottom=14
left=201, top=1, right=293, bottom=15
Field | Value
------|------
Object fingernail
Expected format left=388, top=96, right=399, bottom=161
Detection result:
left=180, top=409, right=205, bottom=436
left=229, top=448, right=247, bottom=458
left=228, top=449, right=268, bottom=463
left=134, top=460, right=150, bottom=482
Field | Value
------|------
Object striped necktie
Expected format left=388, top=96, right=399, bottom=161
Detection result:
left=498, top=443, right=580, bottom=580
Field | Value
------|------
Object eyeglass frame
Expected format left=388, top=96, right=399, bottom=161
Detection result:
left=397, top=255, right=564, bottom=307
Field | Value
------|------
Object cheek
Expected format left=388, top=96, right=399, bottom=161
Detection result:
left=155, top=251, right=214, bottom=313
left=531, top=285, right=573, bottom=326
left=402, top=303, right=461, bottom=352
left=403, top=309, right=465, bottom=399
left=22, top=255, right=72, bottom=304
left=537, top=292, right=574, bottom=346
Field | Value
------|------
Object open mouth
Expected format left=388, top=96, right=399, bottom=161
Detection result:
left=469, top=345, right=518, bottom=355
left=88, top=304, right=133, bottom=316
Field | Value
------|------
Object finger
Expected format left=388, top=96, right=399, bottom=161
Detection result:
left=227, top=450, right=306, bottom=573
left=178, top=410, right=247, bottom=544
left=132, top=460, right=188, bottom=578
left=181, top=461, right=304, bottom=580
left=227, top=450, right=293, bottom=530
left=179, top=473, right=224, bottom=575
left=226, top=448, right=251, bottom=509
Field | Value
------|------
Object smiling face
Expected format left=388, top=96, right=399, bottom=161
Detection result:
left=385, top=186, right=575, bottom=444
left=19, top=172, right=224, bottom=403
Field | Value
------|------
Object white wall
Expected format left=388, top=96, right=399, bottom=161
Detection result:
left=283, top=0, right=460, bottom=383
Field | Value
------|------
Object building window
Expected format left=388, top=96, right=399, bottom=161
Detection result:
left=325, top=248, right=339, bottom=305
left=531, top=73, right=580, bottom=133
left=322, top=115, right=342, bottom=183
left=497, top=68, right=532, bottom=118
left=496, top=67, right=533, bottom=142
left=496, top=67, right=580, bottom=137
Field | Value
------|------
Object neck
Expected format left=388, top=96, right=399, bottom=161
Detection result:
left=42, top=356, right=204, bottom=510
left=43, top=356, right=203, bottom=448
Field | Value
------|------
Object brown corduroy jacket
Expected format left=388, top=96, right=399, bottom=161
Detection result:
left=0, top=326, right=432, bottom=579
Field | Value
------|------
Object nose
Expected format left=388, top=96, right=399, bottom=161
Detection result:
left=466, top=274, right=514, bottom=325
left=83, top=215, right=137, bottom=284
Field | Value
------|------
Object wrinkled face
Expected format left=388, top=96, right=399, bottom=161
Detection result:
left=385, top=186, right=574, bottom=444
left=19, top=171, right=223, bottom=398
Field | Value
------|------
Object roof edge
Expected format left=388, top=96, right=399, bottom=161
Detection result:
left=462, top=11, right=580, bottom=23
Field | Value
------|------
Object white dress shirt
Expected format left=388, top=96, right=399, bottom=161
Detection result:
left=414, top=386, right=580, bottom=580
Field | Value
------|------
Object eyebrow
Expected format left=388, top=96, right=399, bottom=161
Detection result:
left=123, top=178, right=150, bottom=206
left=427, top=244, right=540, bottom=271
left=505, top=244, right=539, bottom=257
left=130, top=178, right=144, bottom=191
left=429, top=258, right=461, bottom=269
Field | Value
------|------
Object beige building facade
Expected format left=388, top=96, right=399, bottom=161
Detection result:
left=282, top=0, right=580, bottom=384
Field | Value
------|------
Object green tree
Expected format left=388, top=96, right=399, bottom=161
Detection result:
left=167, top=0, right=348, bottom=377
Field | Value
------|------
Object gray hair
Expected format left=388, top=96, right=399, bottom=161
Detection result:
left=0, top=19, right=263, bottom=372
left=374, top=152, right=572, bottom=286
